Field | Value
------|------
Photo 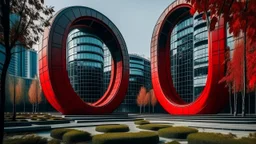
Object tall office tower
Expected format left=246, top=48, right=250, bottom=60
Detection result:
left=193, top=13, right=209, bottom=100
left=116, top=54, right=151, bottom=113
left=170, top=16, right=194, bottom=103
left=103, top=45, right=111, bottom=93
left=67, top=29, right=104, bottom=103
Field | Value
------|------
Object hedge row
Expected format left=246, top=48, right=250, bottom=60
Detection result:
left=134, top=120, right=150, bottom=125
left=187, top=132, right=256, bottom=144
left=92, top=131, right=159, bottom=144
left=158, top=126, right=198, bottom=139
left=165, top=141, right=180, bottom=144
left=95, top=124, right=129, bottom=133
left=50, top=128, right=91, bottom=143
left=137, top=124, right=172, bottom=131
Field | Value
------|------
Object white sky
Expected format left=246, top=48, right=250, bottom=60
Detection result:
left=43, top=0, right=174, bottom=58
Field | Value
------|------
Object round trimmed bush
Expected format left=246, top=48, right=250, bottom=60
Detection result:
left=92, top=131, right=159, bottom=144
left=165, top=141, right=180, bottom=144
left=3, top=135, right=47, bottom=144
left=62, top=130, right=91, bottom=143
left=137, top=124, right=172, bottom=131
left=95, top=124, right=129, bottom=133
left=134, top=120, right=150, bottom=125
left=158, top=126, right=198, bottom=139
left=188, top=132, right=256, bottom=144
left=48, top=139, right=61, bottom=144
left=50, top=128, right=73, bottom=140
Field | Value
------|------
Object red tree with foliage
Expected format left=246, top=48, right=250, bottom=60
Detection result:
left=150, top=89, right=157, bottom=113
left=137, top=86, right=147, bottom=114
left=188, top=0, right=256, bottom=116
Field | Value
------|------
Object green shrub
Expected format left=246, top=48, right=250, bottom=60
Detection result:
left=165, top=141, right=180, bottom=144
left=134, top=120, right=150, bottom=125
left=50, top=128, right=73, bottom=140
left=62, top=130, right=91, bottom=143
left=137, top=124, right=172, bottom=131
left=134, top=118, right=144, bottom=121
left=158, top=126, right=198, bottom=139
left=47, top=139, right=60, bottom=144
left=249, top=132, right=256, bottom=138
left=95, top=124, right=129, bottom=133
left=187, top=132, right=256, bottom=144
left=92, top=131, right=159, bottom=144
left=3, top=135, right=48, bottom=144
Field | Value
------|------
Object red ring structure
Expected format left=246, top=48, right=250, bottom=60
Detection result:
left=150, top=0, right=229, bottom=115
left=39, top=6, right=129, bottom=114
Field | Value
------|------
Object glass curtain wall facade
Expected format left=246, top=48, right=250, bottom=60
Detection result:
left=67, top=29, right=104, bottom=103
left=193, top=13, right=209, bottom=100
left=115, top=54, right=151, bottom=113
left=170, top=17, right=194, bottom=103
left=103, top=45, right=111, bottom=92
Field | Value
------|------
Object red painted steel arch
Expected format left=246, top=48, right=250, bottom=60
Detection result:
left=150, top=0, right=229, bottom=115
left=38, top=6, right=129, bottom=114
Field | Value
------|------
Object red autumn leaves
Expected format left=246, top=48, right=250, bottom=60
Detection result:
left=137, top=86, right=157, bottom=113
left=187, top=0, right=256, bottom=41
left=188, top=0, right=256, bottom=91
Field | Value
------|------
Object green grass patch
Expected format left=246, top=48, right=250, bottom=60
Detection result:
left=92, top=131, right=159, bottom=144
left=95, top=124, right=129, bottom=133
left=134, top=120, right=150, bottom=125
left=3, top=135, right=47, bottom=144
left=62, top=130, right=91, bottom=143
left=137, top=124, right=172, bottom=131
left=158, top=126, right=198, bottom=139
left=187, top=132, right=256, bottom=144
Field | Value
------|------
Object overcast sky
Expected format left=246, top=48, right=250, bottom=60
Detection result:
left=44, top=0, right=174, bottom=58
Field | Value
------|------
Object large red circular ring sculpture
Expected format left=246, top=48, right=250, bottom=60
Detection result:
left=151, top=0, right=229, bottom=115
left=39, top=6, right=129, bottom=114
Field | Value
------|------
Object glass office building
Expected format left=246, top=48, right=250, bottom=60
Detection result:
left=0, top=43, right=37, bottom=79
left=193, top=13, right=209, bottom=100
left=170, top=13, right=209, bottom=103
left=115, top=54, right=151, bottom=113
left=67, top=28, right=104, bottom=103
left=170, top=16, right=194, bottom=103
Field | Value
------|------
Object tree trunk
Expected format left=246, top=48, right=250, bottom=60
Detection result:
left=242, top=0, right=249, bottom=117
left=23, top=98, right=25, bottom=112
left=140, top=106, right=141, bottom=114
left=0, top=0, right=10, bottom=143
left=153, top=106, right=154, bottom=113
left=229, top=85, right=233, bottom=114
left=0, top=51, right=11, bottom=143
left=12, top=77, right=16, bottom=121
left=234, top=85, right=237, bottom=117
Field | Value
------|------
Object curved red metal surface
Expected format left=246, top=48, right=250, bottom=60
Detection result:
left=150, top=0, right=229, bottom=115
left=38, top=6, right=129, bottom=114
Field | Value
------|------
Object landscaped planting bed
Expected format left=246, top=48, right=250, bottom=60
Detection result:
left=137, top=124, right=172, bottom=131
left=134, top=120, right=150, bottom=125
left=92, top=131, right=159, bottom=144
left=187, top=132, right=256, bottom=144
left=95, top=124, right=130, bottom=133
left=158, top=126, right=198, bottom=139
left=165, top=141, right=180, bottom=144
left=62, top=130, right=91, bottom=143
left=50, top=128, right=73, bottom=140
left=3, top=135, right=48, bottom=144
